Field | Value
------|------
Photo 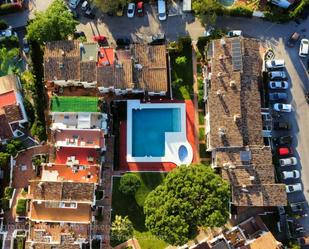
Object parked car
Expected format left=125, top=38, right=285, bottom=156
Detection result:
left=158, top=0, right=167, bottom=21
left=299, top=38, right=309, bottom=57
left=137, top=1, right=144, bottom=16
left=286, top=183, right=302, bottom=193
left=81, top=0, right=89, bottom=11
left=150, top=33, right=166, bottom=45
left=266, top=59, right=285, bottom=70
left=273, top=136, right=293, bottom=146
left=127, top=3, right=135, bottom=18
left=270, top=0, right=292, bottom=9
left=84, top=7, right=95, bottom=18
left=278, top=147, right=293, bottom=156
left=282, top=170, right=300, bottom=180
left=280, top=157, right=297, bottom=166
left=273, top=103, right=292, bottom=112
left=287, top=32, right=300, bottom=47
left=227, top=30, right=242, bottom=37
left=269, top=81, right=289, bottom=89
left=69, top=0, right=81, bottom=9
left=291, top=202, right=307, bottom=213
left=116, top=37, right=131, bottom=48
left=273, top=121, right=291, bottom=130
left=269, top=92, right=288, bottom=102
left=74, top=31, right=86, bottom=39
left=22, top=38, right=30, bottom=54
left=268, top=71, right=287, bottom=80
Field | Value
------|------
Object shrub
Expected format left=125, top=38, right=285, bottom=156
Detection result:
left=4, top=187, right=13, bottom=199
left=0, top=35, right=19, bottom=49
left=0, top=20, right=8, bottom=30
left=175, top=56, right=187, bottom=65
left=119, top=174, right=141, bottom=195
left=0, top=198, right=9, bottom=211
left=0, top=3, right=23, bottom=15
left=16, top=199, right=27, bottom=215
left=228, top=6, right=253, bottom=17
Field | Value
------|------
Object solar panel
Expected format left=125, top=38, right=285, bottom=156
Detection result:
left=231, top=38, right=243, bottom=71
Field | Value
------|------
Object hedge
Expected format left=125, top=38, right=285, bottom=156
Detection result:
left=0, top=3, right=23, bottom=15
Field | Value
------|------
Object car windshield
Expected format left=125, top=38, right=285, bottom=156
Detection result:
left=128, top=8, right=133, bottom=13
left=159, top=13, right=165, bottom=18
left=303, top=40, right=309, bottom=44
left=278, top=104, right=283, bottom=108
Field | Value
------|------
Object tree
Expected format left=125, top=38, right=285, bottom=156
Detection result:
left=192, top=0, right=220, bottom=26
left=111, top=215, right=133, bottom=242
left=175, top=56, right=187, bottom=65
left=26, top=0, right=78, bottom=43
left=144, top=164, right=230, bottom=246
left=119, top=173, right=141, bottom=195
left=21, top=70, right=36, bottom=93
left=93, top=0, right=126, bottom=14
left=0, top=47, right=19, bottom=75
left=0, top=152, right=9, bottom=168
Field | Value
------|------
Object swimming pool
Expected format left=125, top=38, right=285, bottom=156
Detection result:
left=126, top=100, right=193, bottom=166
left=132, top=108, right=181, bottom=157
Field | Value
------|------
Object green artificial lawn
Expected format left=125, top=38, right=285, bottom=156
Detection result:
left=111, top=172, right=168, bottom=249
left=170, top=42, right=194, bottom=100
left=51, top=96, right=98, bottom=112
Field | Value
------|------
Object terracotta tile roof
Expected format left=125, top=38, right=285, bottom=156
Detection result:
left=207, top=38, right=263, bottom=149
left=246, top=231, right=282, bottom=249
left=0, top=90, right=16, bottom=108
left=3, top=104, right=22, bottom=123
left=30, top=202, right=92, bottom=223
left=25, top=243, right=80, bottom=249
left=0, top=114, right=13, bottom=139
left=232, top=184, right=287, bottom=206
left=55, top=147, right=100, bottom=166
left=0, top=74, right=21, bottom=94
left=29, top=180, right=94, bottom=202
left=42, top=164, right=99, bottom=184
left=132, top=44, right=168, bottom=92
left=44, top=40, right=81, bottom=81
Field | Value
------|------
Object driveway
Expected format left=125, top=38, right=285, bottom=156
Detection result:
left=216, top=16, right=309, bottom=233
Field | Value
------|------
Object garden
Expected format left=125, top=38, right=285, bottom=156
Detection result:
left=111, top=172, right=168, bottom=249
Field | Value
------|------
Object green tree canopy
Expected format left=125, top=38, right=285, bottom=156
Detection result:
left=0, top=152, right=9, bottom=168
left=111, top=215, right=133, bottom=242
left=26, top=0, right=78, bottom=43
left=144, top=164, right=230, bottom=246
left=119, top=173, right=141, bottom=195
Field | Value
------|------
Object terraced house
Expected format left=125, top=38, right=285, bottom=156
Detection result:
left=44, top=40, right=170, bottom=96
left=203, top=37, right=287, bottom=210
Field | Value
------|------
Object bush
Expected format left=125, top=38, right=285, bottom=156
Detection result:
left=119, top=174, right=141, bottom=195
left=4, top=187, right=13, bottom=199
left=16, top=199, right=27, bottom=215
left=175, top=56, right=187, bottom=65
left=0, top=20, right=8, bottom=30
left=0, top=3, right=23, bottom=15
left=228, top=6, right=253, bottom=17
left=0, top=35, right=19, bottom=49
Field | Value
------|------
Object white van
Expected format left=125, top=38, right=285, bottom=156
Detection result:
left=299, top=39, right=309, bottom=57
left=158, top=0, right=167, bottom=21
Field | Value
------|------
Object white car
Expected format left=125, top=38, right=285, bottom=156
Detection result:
left=282, top=170, right=300, bottom=180
left=127, top=3, right=135, bottom=18
left=273, top=103, right=292, bottom=112
left=81, top=0, right=89, bottom=11
left=69, top=0, right=80, bottom=9
left=268, top=71, right=287, bottom=80
left=280, top=157, right=297, bottom=166
left=266, top=59, right=285, bottom=69
left=227, top=30, right=242, bottom=37
left=299, top=38, right=309, bottom=57
left=286, top=183, right=302, bottom=193
left=269, top=81, right=289, bottom=89
left=158, top=0, right=167, bottom=21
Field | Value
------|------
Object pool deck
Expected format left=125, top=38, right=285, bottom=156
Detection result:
left=119, top=99, right=197, bottom=172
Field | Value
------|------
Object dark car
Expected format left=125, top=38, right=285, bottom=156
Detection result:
left=74, top=31, right=86, bottom=39
left=273, top=121, right=291, bottom=130
left=150, top=33, right=166, bottom=45
left=116, top=37, right=131, bottom=48
left=84, top=8, right=95, bottom=19
left=273, top=136, right=293, bottom=146
left=287, top=32, right=300, bottom=47
left=137, top=1, right=144, bottom=16
left=269, top=92, right=288, bottom=102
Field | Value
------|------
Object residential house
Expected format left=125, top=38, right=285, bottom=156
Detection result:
left=203, top=37, right=287, bottom=208
left=0, top=74, right=28, bottom=141
left=44, top=40, right=170, bottom=96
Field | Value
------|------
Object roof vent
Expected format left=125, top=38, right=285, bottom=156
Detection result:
left=218, top=127, right=226, bottom=137
left=220, top=38, right=226, bottom=47
left=230, top=80, right=237, bottom=88
left=234, top=114, right=241, bottom=122
left=249, top=176, right=255, bottom=181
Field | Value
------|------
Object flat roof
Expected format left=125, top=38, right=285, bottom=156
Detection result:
left=30, top=202, right=91, bottom=223
left=51, top=96, right=99, bottom=112
left=55, top=147, right=100, bottom=166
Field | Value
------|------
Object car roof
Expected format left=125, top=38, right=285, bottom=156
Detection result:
left=291, top=32, right=300, bottom=40
left=137, top=2, right=143, bottom=7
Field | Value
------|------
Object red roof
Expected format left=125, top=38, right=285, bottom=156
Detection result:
left=55, top=147, right=100, bottom=166
left=98, top=47, right=115, bottom=66
left=0, top=90, right=16, bottom=108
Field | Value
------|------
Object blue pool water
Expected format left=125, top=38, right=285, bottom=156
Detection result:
left=132, top=108, right=181, bottom=157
